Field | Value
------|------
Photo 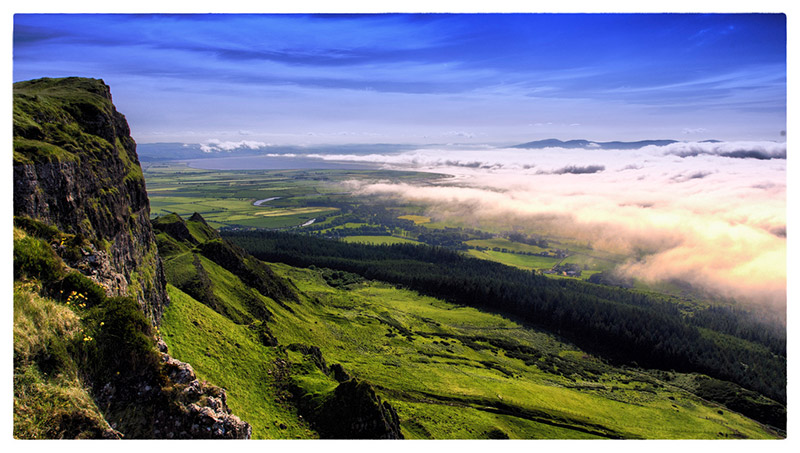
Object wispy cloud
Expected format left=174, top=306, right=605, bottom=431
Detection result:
left=545, top=164, right=605, bottom=175
left=13, top=14, right=786, bottom=144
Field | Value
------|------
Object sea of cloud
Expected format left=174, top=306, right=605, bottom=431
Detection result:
left=303, top=141, right=787, bottom=314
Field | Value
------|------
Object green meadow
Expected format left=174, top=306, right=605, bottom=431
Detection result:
left=466, top=249, right=560, bottom=272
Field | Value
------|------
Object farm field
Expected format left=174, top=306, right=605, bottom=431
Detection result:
left=466, top=238, right=550, bottom=254
left=466, top=249, right=560, bottom=272
left=143, top=162, right=440, bottom=229
left=397, top=214, right=431, bottom=225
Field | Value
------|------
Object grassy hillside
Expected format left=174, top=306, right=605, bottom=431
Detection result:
left=160, top=284, right=317, bottom=439
left=155, top=213, right=781, bottom=439
left=13, top=216, right=253, bottom=439
left=155, top=213, right=405, bottom=438
left=263, top=264, right=776, bottom=439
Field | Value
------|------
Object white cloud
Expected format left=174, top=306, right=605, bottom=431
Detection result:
left=199, top=139, right=271, bottom=153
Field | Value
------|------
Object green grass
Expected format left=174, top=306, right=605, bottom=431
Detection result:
left=397, top=215, right=431, bottom=225
left=154, top=215, right=779, bottom=439
left=13, top=281, right=114, bottom=439
left=561, top=252, right=619, bottom=273
left=146, top=166, right=781, bottom=439
left=160, top=285, right=317, bottom=439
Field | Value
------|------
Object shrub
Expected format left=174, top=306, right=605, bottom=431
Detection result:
left=51, top=272, right=107, bottom=309
left=81, top=296, right=160, bottom=388
left=14, top=216, right=61, bottom=241
left=14, top=235, right=63, bottom=282
left=486, top=428, right=510, bottom=439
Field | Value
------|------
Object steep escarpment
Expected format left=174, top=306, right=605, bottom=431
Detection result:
left=13, top=77, right=250, bottom=439
left=14, top=77, right=167, bottom=323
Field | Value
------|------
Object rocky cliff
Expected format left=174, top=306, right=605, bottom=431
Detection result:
left=13, top=77, right=250, bottom=439
left=14, top=77, right=167, bottom=323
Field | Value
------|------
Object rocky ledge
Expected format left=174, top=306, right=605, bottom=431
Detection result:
left=157, top=348, right=252, bottom=439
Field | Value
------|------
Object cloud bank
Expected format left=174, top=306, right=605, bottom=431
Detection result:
left=320, top=141, right=786, bottom=313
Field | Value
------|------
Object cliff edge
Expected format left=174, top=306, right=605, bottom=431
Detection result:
left=13, top=77, right=250, bottom=439
left=14, top=77, right=167, bottom=323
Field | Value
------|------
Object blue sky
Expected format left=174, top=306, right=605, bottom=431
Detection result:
left=13, top=13, right=787, bottom=145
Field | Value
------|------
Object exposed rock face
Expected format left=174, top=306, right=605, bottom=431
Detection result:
left=156, top=350, right=252, bottom=439
left=329, top=363, right=352, bottom=383
left=13, top=77, right=168, bottom=324
left=92, top=344, right=252, bottom=439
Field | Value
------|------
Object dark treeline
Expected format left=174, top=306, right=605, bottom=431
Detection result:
left=222, top=230, right=786, bottom=405
left=506, top=231, right=549, bottom=248
left=687, top=305, right=786, bottom=357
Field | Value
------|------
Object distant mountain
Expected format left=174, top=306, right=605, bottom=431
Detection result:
left=512, top=138, right=685, bottom=150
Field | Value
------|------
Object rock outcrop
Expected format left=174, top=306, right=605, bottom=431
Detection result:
left=314, top=379, right=403, bottom=439
left=13, top=77, right=168, bottom=324
left=155, top=343, right=252, bottom=439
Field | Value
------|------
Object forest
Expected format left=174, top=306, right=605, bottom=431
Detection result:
left=222, top=229, right=786, bottom=428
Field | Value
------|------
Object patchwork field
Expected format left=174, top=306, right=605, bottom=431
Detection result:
left=143, top=162, right=439, bottom=229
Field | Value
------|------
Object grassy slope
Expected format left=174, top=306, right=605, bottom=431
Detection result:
left=466, top=248, right=559, bottom=271
left=159, top=248, right=777, bottom=439
left=160, top=285, right=317, bottom=439
left=13, top=282, right=111, bottom=439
